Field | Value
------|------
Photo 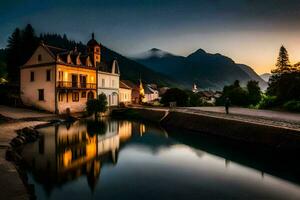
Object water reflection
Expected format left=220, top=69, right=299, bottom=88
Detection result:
left=21, top=119, right=147, bottom=193
left=20, top=119, right=300, bottom=200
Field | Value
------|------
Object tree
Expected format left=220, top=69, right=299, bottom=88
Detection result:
left=6, top=24, right=39, bottom=84
left=21, top=24, right=38, bottom=65
left=6, top=28, right=22, bottom=83
left=98, top=93, right=108, bottom=113
left=220, top=80, right=249, bottom=106
left=272, top=45, right=291, bottom=74
left=188, top=92, right=202, bottom=106
left=161, top=88, right=188, bottom=106
left=247, top=80, right=261, bottom=105
left=267, top=72, right=300, bottom=103
left=86, top=93, right=108, bottom=118
left=267, top=46, right=300, bottom=105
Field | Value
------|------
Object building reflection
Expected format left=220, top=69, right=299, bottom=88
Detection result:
left=21, top=119, right=143, bottom=192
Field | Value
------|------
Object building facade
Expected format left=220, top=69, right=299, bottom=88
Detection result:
left=20, top=35, right=109, bottom=114
left=87, top=36, right=121, bottom=107
left=119, top=81, right=132, bottom=105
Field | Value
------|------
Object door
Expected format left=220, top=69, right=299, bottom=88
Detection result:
left=80, top=75, right=87, bottom=88
left=72, top=74, right=78, bottom=88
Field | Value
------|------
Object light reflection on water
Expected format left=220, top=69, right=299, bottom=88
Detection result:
left=21, top=119, right=300, bottom=200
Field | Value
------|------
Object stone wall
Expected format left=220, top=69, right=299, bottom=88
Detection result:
left=161, top=111, right=300, bottom=151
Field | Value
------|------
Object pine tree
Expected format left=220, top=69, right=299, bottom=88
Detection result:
left=6, top=24, right=39, bottom=84
left=272, top=45, right=291, bottom=74
left=22, top=24, right=38, bottom=65
left=6, top=28, right=22, bottom=83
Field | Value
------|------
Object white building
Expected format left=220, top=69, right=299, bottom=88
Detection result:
left=87, top=36, right=120, bottom=107
left=97, top=61, right=120, bottom=106
left=144, top=84, right=159, bottom=102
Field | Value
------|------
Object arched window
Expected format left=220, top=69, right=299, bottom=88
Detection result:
left=87, top=91, right=94, bottom=99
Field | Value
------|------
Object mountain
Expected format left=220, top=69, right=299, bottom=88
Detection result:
left=260, top=73, right=271, bottom=82
left=135, top=48, right=267, bottom=90
left=39, top=34, right=178, bottom=87
left=237, top=64, right=268, bottom=90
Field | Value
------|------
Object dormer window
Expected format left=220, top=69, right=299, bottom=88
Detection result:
left=38, top=54, right=42, bottom=62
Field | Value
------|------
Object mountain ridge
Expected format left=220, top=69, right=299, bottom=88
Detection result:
left=135, top=48, right=267, bottom=90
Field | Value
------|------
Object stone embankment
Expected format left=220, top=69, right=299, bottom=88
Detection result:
left=126, top=106, right=300, bottom=151
left=0, top=105, right=61, bottom=200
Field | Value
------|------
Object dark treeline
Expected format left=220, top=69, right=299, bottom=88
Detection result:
left=266, top=46, right=300, bottom=111
left=218, top=45, right=300, bottom=111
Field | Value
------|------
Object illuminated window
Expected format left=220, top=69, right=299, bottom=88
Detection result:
left=72, top=92, right=79, bottom=102
left=58, top=71, right=64, bottom=81
left=58, top=93, right=64, bottom=102
left=81, top=91, right=86, bottom=98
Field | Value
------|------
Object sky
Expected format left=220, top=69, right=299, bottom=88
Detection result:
left=1, top=0, right=300, bottom=74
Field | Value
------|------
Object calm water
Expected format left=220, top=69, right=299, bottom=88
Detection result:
left=20, top=118, right=300, bottom=200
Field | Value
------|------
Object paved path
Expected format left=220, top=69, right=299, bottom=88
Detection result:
left=176, top=107, right=300, bottom=130
left=187, top=107, right=300, bottom=123
left=0, top=105, right=54, bottom=200
left=0, top=105, right=54, bottom=120
left=132, top=106, right=300, bottom=130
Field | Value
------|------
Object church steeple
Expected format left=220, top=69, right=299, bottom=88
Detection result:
left=87, top=33, right=101, bottom=67
left=139, top=76, right=145, bottom=103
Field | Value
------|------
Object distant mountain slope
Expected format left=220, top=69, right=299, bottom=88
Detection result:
left=101, top=46, right=178, bottom=87
left=39, top=34, right=178, bottom=87
left=260, top=73, right=271, bottom=82
left=135, top=48, right=266, bottom=90
left=237, top=64, right=268, bottom=90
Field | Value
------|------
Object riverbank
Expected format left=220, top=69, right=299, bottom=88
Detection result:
left=119, top=106, right=300, bottom=151
left=0, top=106, right=63, bottom=200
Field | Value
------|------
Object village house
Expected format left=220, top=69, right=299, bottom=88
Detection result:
left=20, top=34, right=120, bottom=113
left=119, top=80, right=132, bottom=105
left=20, top=39, right=98, bottom=114
left=144, top=84, right=159, bottom=102
left=121, top=80, right=140, bottom=104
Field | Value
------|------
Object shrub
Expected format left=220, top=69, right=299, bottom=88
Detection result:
left=257, top=95, right=278, bottom=109
left=161, top=88, right=188, bottom=107
left=283, top=100, right=300, bottom=112
left=86, top=93, right=108, bottom=117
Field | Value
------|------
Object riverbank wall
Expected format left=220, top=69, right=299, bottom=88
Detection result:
left=111, top=108, right=167, bottom=123
left=123, top=108, right=300, bottom=151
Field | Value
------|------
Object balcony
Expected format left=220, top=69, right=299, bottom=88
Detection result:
left=57, top=81, right=96, bottom=89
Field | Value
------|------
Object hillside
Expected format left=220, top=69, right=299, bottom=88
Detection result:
left=135, top=48, right=267, bottom=90
left=237, top=64, right=268, bottom=90
left=260, top=73, right=271, bottom=82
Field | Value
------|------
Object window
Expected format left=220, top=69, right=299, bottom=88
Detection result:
left=38, top=89, right=44, bottom=101
left=30, top=71, right=35, bottom=82
left=72, top=92, right=79, bottom=102
left=87, top=91, right=94, bottom=99
left=58, top=93, right=64, bottom=102
left=81, top=91, right=86, bottom=98
left=38, top=54, right=42, bottom=62
left=58, top=71, right=64, bottom=81
left=46, top=69, right=51, bottom=81
left=102, top=79, right=105, bottom=87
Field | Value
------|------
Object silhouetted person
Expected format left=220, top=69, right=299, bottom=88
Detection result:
left=225, top=97, right=231, bottom=114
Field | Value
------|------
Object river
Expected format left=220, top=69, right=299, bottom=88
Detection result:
left=20, top=118, right=300, bottom=200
